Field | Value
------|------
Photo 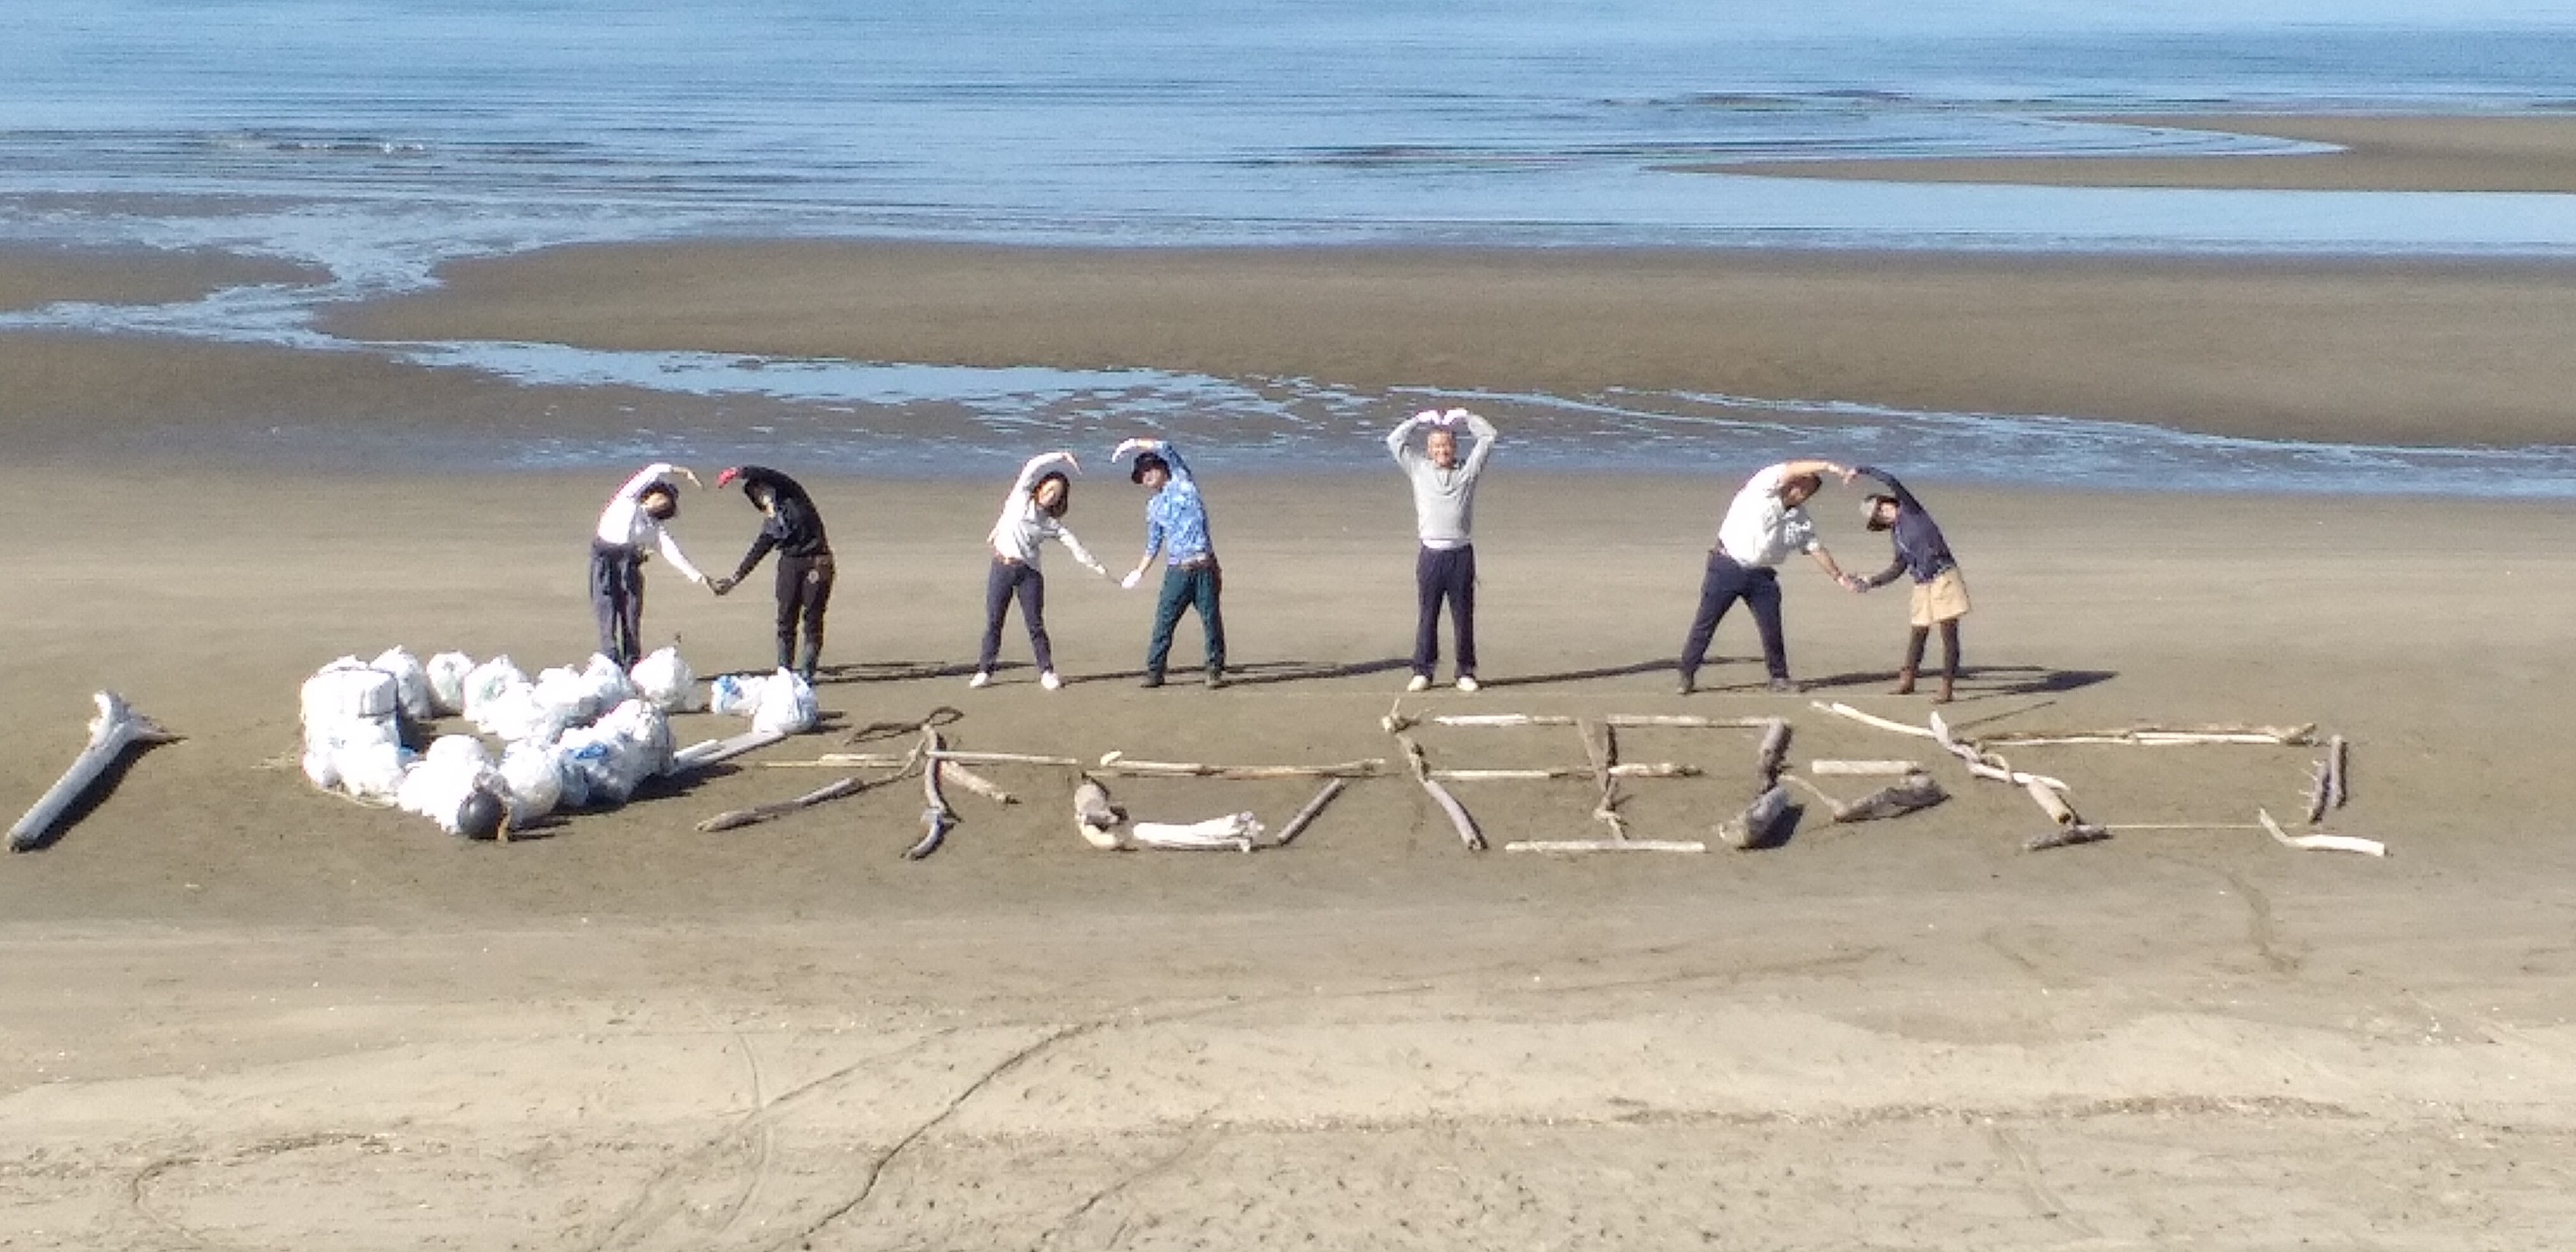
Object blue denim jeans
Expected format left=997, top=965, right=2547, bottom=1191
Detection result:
left=1145, top=561, right=1225, bottom=678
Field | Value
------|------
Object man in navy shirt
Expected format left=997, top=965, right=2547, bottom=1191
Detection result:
left=1853, top=465, right=1971, bottom=704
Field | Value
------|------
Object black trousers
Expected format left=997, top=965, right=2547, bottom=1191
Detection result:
left=979, top=558, right=1053, bottom=674
left=774, top=552, right=835, bottom=672
left=1413, top=544, right=1478, bottom=678
left=590, top=540, right=646, bottom=669
left=1678, top=551, right=1788, bottom=683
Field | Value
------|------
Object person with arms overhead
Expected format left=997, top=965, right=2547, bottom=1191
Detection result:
left=1677, top=458, right=1862, bottom=695
left=1851, top=464, right=1971, bottom=704
left=1113, top=437, right=1227, bottom=689
left=590, top=462, right=710, bottom=669
left=1387, top=406, right=1498, bottom=693
left=709, top=465, right=835, bottom=682
left=975, top=450, right=1107, bottom=690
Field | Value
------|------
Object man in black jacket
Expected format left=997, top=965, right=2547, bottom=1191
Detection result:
left=712, top=466, right=835, bottom=680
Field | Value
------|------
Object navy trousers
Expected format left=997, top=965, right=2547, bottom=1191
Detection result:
left=1678, top=551, right=1789, bottom=684
left=1413, top=544, right=1478, bottom=678
left=979, top=559, right=1052, bottom=674
left=590, top=540, right=646, bottom=669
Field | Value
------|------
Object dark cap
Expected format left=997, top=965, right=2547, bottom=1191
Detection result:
left=1130, top=452, right=1170, bottom=484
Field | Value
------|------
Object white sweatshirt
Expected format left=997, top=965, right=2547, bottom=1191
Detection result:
left=987, top=452, right=1104, bottom=571
left=595, top=462, right=707, bottom=583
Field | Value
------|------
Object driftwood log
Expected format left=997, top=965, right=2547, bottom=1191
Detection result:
left=669, top=728, right=791, bottom=774
left=2023, top=824, right=2113, bottom=852
left=1429, top=763, right=1698, bottom=782
left=1811, top=701, right=1939, bottom=740
left=1505, top=840, right=1707, bottom=854
left=1093, top=753, right=1385, bottom=780
left=1072, top=776, right=1123, bottom=848
left=2258, top=807, right=2386, bottom=857
left=698, top=775, right=867, bottom=833
left=935, top=760, right=1015, bottom=805
left=1600, top=714, right=1776, bottom=729
left=905, top=726, right=952, bottom=860
left=1829, top=774, right=1948, bottom=824
left=1808, top=760, right=1924, bottom=776
left=1269, top=777, right=1345, bottom=848
left=2304, top=734, right=2350, bottom=824
left=1579, top=718, right=1626, bottom=841
left=1756, top=718, right=1792, bottom=785
left=1980, top=723, right=2316, bottom=748
left=10, top=693, right=177, bottom=852
left=1396, top=733, right=1485, bottom=851
left=1715, top=784, right=1793, bottom=850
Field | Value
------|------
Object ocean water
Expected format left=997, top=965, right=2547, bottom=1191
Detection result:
left=5, top=0, right=2576, bottom=490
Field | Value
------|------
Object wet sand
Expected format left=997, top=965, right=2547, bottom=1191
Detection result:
left=1714, top=114, right=2576, bottom=193
left=9, top=157, right=2576, bottom=1247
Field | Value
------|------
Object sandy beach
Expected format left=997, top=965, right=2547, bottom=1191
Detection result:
left=9, top=111, right=2576, bottom=1244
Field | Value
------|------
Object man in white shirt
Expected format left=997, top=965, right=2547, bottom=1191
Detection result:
left=591, top=462, right=710, bottom=669
left=1677, top=459, right=1862, bottom=695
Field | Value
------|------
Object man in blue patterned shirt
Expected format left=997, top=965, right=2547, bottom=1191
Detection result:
left=1114, top=437, right=1227, bottom=688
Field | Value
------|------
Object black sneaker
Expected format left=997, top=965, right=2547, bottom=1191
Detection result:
left=1139, top=673, right=1165, bottom=689
left=1675, top=674, right=1696, bottom=696
left=1767, top=676, right=1803, bottom=694
left=1204, top=670, right=1225, bottom=690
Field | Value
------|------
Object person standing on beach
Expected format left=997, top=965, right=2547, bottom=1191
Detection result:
left=708, top=465, right=834, bottom=681
left=976, top=451, right=1108, bottom=690
left=1677, top=459, right=1862, bottom=695
left=1851, top=464, right=1971, bottom=703
left=1387, top=406, right=1498, bottom=693
left=590, top=462, right=711, bottom=669
left=1113, top=437, right=1226, bottom=689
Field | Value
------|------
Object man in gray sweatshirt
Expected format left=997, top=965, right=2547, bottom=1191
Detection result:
left=1387, top=407, right=1499, bottom=692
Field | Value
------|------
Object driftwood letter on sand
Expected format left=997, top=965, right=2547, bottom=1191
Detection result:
left=11, top=692, right=177, bottom=852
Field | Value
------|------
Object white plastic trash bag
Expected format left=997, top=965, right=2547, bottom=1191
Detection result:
left=335, top=740, right=411, bottom=804
left=629, top=646, right=702, bottom=712
left=531, top=665, right=592, bottom=725
left=371, top=647, right=435, bottom=723
left=462, top=656, right=528, bottom=720
left=497, top=742, right=566, bottom=826
left=579, top=653, right=636, bottom=716
left=708, top=673, right=766, bottom=718
left=472, top=681, right=568, bottom=745
left=302, top=659, right=397, bottom=726
left=555, top=699, right=673, bottom=807
left=750, top=669, right=818, bottom=735
left=425, top=652, right=476, bottom=717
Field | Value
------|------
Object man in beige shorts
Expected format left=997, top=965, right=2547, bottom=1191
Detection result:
left=1851, top=465, right=1971, bottom=703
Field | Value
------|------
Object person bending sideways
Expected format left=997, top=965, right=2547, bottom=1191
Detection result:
left=1851, top=464, right=1971, bottom=703
left=1676, top=458, right=1862, bottom=696
left=974, top=451, right=1108, bottom=690
left=1387, top=406, right=1498, bottom=693
left=590, top=462, right=710, bottom=669
left=1113, top=438, right=1227, bottom=689
left=709, top=465, right=834, bottom=681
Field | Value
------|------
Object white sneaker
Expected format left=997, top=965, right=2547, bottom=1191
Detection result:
left=968, top=671, right=991, bottom=689
left=1040, top=671, right=1063, bottom=690
left=1456, top=676, right=1480, bottom=693
left=1405, top=674, right=1431, bottom=693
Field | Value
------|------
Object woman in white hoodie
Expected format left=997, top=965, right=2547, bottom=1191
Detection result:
left=976, top=450, right=1108, bottom=690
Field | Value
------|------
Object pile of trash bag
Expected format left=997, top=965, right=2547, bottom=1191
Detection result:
left=296, top=643, right=807, bottom=839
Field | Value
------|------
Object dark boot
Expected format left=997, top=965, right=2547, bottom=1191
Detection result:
left=796, top=638, right=822, bottom=683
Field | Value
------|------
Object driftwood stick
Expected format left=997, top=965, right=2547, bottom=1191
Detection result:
left=1381, top=698, right=1414, bottom=733
left=1431, top=763, right=1699, bottom=782
left=1811, top=701, right=1939, bottom=740
left=1830, top=774, right=1948, bottom=824
left=905, top=727, right=951, bottom=860
left=1419, top=713, right=1578, bottom=728
left=1756, top=718, right=1792, bottom=784
left=1579, top=719, right=1625, bottom=841
left=2323, top=734, right=2348, bottom=814
left=1505, top=840, right=1708, bottom=854
left=2023, top=824, right=2113, bottom=852
left=10, top=693, right=177, bottom=852
left=1981, top=723, right=2317, bottom=748
left=766, top=753, right=912, bottom=769
left=936, top=760, right=1016, bottom=805
left=1715, top=785, right=1792, bottom=850
left=2025, top=777, right=2079, bottom=827
left=1269, top=777, right=1346, bottom=848
left=669, top=728, right=792, bottom=774
left=1809, top=760, right=1924, bottom=776
left=2258, top=807, right=2386, bottom=857
left=1092, top=755, right=1386, bottom=780
left=2106, top=822, right=2269, bottom=831
left=1601, top=714, right=1776, bottom=729
left=1421, top=776, right=1485, bottom=851
left=1930, top=712, right=2071, bottom=791
left=1397, top=733, right=1431, bottom=783
left=698, top=773, right=881, bottom=833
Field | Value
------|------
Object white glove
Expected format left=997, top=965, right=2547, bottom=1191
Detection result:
left=1120, top=569, right=1142, bottom=590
